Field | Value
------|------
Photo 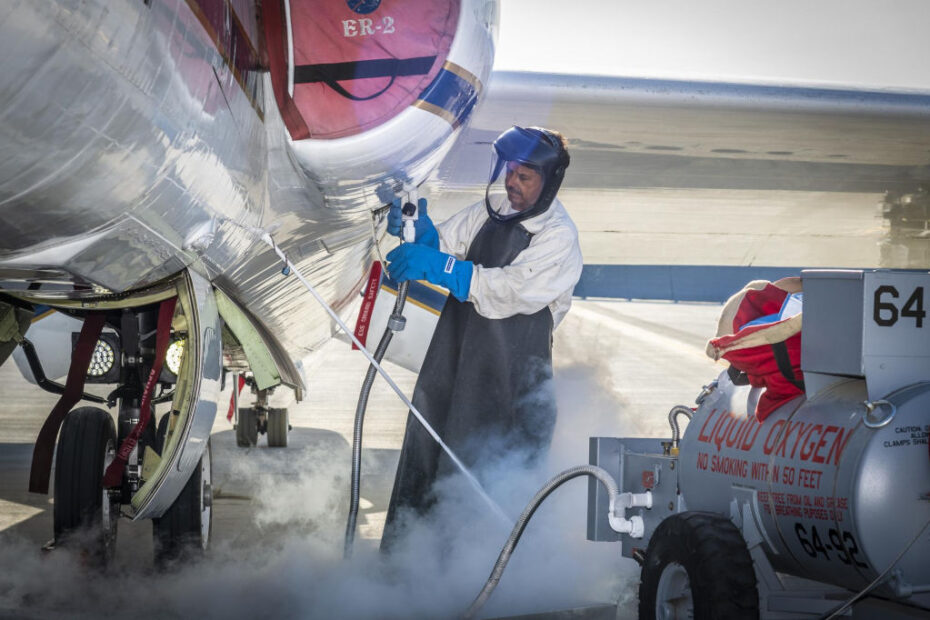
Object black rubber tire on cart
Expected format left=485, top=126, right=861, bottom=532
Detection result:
left=267, top=408, right=288, bottom=448
left=153, top=439, right=212, bottom=566
left=235, top=407, right=257, bottom=447
left=53, top=406, right=119, bottom=566
left=638, top=511, right=759, bottom=620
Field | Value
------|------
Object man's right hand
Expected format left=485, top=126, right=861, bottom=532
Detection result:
left=386, top=197, right=439, bottom=249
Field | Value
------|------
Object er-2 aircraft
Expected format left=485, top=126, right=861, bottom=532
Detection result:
left=2, top=0, right=929, bottom=569
left=0, top=0, right=496, bottom=563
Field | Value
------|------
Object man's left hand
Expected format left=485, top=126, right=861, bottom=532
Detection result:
left=386, top=198, right=439, bottom=248
left=386, top=244, right=473, bottom=302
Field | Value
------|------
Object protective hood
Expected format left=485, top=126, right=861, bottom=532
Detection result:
left=485, top=126, right=570, bottom=223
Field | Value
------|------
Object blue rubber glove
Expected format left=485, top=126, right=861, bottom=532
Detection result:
left=386, top=243, right=473, bottom=301
left=386, top=197, right=439, bottom=249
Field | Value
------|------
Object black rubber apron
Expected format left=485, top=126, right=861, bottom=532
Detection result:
left=381, top=216, right=556, bottom=549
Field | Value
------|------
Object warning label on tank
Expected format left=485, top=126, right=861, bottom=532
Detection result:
left=757, top=490, right=849, bottom=522
left=884, top=424, right=930, bottom=449
left=695, top=451, right=828, bottom=489
left=689, top=407, right=860, bottom=522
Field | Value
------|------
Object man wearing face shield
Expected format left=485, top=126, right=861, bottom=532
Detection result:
left=380, top=126, right=583, bottom=550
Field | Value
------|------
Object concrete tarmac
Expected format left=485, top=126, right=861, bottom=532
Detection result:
left=0, top=299, right=723, bottom=619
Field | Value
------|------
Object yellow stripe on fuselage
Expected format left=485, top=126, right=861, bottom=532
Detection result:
left=379, top=284, right=444, bottom=316
left=31, top=309, right=55, bottom=323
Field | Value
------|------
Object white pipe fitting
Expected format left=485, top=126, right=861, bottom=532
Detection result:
left=608, top=491, right=652, bottom=538
left=619, top=491, right=653, bottom=509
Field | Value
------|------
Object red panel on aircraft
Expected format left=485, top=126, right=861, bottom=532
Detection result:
left=288, top=0, right=459, bottom=139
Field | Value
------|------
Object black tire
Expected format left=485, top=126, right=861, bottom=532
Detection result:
left=235, top=407, right=257, bottom=447
left=638, top=512, right=759, bottom=620
left=53, top=406, right=119, bottom=566
left=267, top=408, right=288, bottom=448
left=153, top=439, right=212, bottom=566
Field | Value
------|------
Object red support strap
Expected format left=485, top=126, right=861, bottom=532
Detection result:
left=262, top=0, right=311, bottom=140
left=29, top=312, right=107, bottom=494
left=226, top=375, right=246, bottom=422
left=102, top=298, right=177, bottom=488
left=353, top=261, right=383, bottom=350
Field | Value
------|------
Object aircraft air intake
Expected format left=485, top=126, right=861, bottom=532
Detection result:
left=285, top=0, right=458, bottom=139
left=263, top=0, right=494, bottom=205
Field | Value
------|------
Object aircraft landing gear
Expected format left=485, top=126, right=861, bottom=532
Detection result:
left=235, top=407, right=258, bottom=447
left=267, top=408, right=288, bottom=448
left=116, top=402, right=157, bottom=501
left=234, top=385, right=289, bottom=448
left=28, top=271, right=220, bottom=569
left=153, top=437, right=212, bottom=566
left=53, top=406, right=120, bottom=567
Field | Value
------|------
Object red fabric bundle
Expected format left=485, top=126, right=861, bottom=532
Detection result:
left=707, top=278, right=804, bottom=420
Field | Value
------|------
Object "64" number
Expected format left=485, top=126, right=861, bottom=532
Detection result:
left=873, top=286, right=925, bottom=328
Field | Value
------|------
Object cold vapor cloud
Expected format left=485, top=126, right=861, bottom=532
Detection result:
left=1, top=321, right=670, bottom=619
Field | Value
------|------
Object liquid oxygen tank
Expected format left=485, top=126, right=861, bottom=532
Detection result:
left=680, top=270, right=930, bottom=599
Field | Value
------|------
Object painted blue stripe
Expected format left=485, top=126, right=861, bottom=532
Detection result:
left=574, top=265, right=810, bottom=303
left=382, top=276, right=448, bottom=312
left=493, top=71, right=930, bottom=115
left=419, top=67, right=479, bottom=125
left=385, top=265, right=889, bottom=307
left=574, top=265, right=929, bottom=302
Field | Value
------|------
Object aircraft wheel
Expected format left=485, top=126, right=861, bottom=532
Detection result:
left=153, top=439, right=212, bottom=566
left=267, top=408, right=288, bottom=448
left=53, top=406, right=119, bottom=566
left=235, top=407, right=257, bottom=447
left=638, top=512, right=758, bottom=620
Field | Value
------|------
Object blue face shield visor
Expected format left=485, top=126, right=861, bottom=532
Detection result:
left=485, top=126, right=569, bottom=223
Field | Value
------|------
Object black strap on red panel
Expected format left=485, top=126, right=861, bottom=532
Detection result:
left=29, top=312, right=107, bottom=494
left=102, top=298, right=176, bottom=488
left=771, top=341, right=805, bottom=391
left=294, top=56, right=436, bottom=101
left=726, top=364, right=750, bottom=386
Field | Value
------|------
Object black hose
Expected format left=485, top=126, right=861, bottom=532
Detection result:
left=344, top=280, right=409, bottom=558
left=463, top=465, right=621, bottom=619
left=818, top=516, right=930, bottom=620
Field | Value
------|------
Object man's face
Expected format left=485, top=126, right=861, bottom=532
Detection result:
left=504, top=162, right=543, bottom=211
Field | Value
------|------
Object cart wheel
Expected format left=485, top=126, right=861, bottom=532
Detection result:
left=638, top=511, right=758, bottom=620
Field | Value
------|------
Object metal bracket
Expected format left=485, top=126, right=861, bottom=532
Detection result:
left=19, top=338, right=107, bottom=404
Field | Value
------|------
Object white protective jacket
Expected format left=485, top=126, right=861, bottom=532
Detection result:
left=437, top=198, right=583, bottom=327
